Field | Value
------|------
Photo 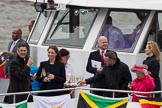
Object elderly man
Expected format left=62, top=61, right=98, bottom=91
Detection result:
left=86, top=36, right=110, bottom=96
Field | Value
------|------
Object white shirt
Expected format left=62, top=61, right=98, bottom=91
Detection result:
left=65, top=63, right=74, bottom=83
left=9, top=39, right=20, bottom=52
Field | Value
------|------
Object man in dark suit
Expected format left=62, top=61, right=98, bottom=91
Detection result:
left=86, top=36, right=109, bottom=96
left=4, top=44, right=33, bottom=103
left=80, top=51, right=132, bottom=97
left=5, top=28, right=30, bottom=77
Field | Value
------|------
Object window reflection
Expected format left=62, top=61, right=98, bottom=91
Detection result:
left=45, top=8, right=98, bottom=48
left=157, top=12, right=162, bottom=49
left=98, top=11, right=149, bottom=52
left=29, top=11, right=51, bottom=44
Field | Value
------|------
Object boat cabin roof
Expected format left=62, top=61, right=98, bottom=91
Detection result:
left=26, top=0, right=162, bottom=10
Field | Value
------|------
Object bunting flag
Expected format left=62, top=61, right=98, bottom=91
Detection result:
left=0, top=100, right=27, bottom=108
left=0, top=52, right=7, bottom=78
left=139, top=97, right=162, bottom=108
left=33, top=94, right=71, bottom=108
left=0, top=52, right=7, bottom=67
left=77, top=90, right=128, bottom=108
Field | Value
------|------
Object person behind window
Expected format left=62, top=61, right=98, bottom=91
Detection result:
left=101, top=16, right=125, bottom=49
left=28, top=20, right=35, bottom=33
left=128, top=64, right=155, bottom=102
left=147, top=15, right=157, bottom=42
left=127, top=12, right=145, bottom=47
left=143, top=41, right=161, bottom=97
left=36, top=45, right=66, bottom=96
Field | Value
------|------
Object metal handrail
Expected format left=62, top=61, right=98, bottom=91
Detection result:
left=1, top=87, right=161, bottom=103
left=1, top=87, right=162, bottom=96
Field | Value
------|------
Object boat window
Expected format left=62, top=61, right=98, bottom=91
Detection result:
left=140, top=12, right=162, bottom=52
left=44, top=7, right=98, bottom=48
left=97, top=10, right=149, bottom=52
left=157, top=12, right=162, bottom=49
left=28, top=11, right=51, bottom=44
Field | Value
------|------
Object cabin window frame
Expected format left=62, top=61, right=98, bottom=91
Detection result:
left=155, top=11, right=162, bottom=51
left=28, top=11, right=52, bottom=44
left=43, top=6, right=99, bottom=48
left=93, top=9, right=150, bottom=53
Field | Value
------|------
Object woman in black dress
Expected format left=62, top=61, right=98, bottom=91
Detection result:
left=143, top=41, right=161, bottom=97
left=36, top=45, right=66, bottom=96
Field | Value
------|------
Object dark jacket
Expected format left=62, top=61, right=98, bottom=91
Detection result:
left=143, top=55, right=161, bottom=92
left=86, top=50, right=110, bottom=96
left=86, top=58, right=132, bottom=97
left=4, top=55, right=31, bottom=103
left=36, top=60, right=66, bottom=96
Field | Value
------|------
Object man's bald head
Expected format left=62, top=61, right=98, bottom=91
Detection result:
left=98, top=36, right=108, bottom=50
left=12, top=28, right=22, bottom=41
left=98, top=36, right=107, bottom=43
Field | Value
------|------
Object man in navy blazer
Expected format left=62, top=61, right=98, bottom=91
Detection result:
left=86, top=36, right=110, bottom=96
left=5, top=28, right=30, bottom=77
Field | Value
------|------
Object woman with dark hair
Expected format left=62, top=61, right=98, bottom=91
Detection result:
left=59, top=48, right=74, bottom=86
left=59, top=48, right=75, bottom=97
left=36, top=45, right=66, bottom=96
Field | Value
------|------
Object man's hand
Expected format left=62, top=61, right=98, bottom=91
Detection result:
left=77, top=80, right=86, bottom=85
left=7, top=52, right=14, bottom=58
left=26, top=57, right=33, bottom=66
left=97, top=67, right=103, bottom=72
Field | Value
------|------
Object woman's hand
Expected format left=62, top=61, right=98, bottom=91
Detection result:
left=43, top=77, right=49, bottom=82
left=30, top=74, right=37, bottom=80
left=143, top=69, right=149, bottom=75
left=128, top=82, right=132, bottom=90
left=47, top=74, right=55, bottom=80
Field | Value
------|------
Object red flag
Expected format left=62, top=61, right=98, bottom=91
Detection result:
left=139, top=97, right=162, bottom=108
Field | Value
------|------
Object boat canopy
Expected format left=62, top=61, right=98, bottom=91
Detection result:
left=26, top=0, right=162, bottom=10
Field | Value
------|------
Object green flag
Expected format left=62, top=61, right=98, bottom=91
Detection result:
left=77, top=90, right=128, bottom=108
left=0, top=100, right=27, bottom=108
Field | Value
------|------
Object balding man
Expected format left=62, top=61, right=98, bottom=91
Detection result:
left=86, top=36, right=111, bottom=96
left=5, top=28, right=30, bottom=77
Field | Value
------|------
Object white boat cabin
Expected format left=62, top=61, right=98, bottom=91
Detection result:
left=27, top=0, right=162, bottom=81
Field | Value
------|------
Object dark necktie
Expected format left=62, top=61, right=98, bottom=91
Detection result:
left=101, top=51, right=104, bottom=62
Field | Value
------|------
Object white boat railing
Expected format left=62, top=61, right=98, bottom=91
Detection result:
left=0, top=87, right=162, bottom=103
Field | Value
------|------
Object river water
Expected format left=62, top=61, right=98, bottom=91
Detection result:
left=0, top=0, right=37, bottom=52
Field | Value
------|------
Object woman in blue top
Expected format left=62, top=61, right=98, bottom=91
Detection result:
left=36, top=45, right=66, bottom=96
